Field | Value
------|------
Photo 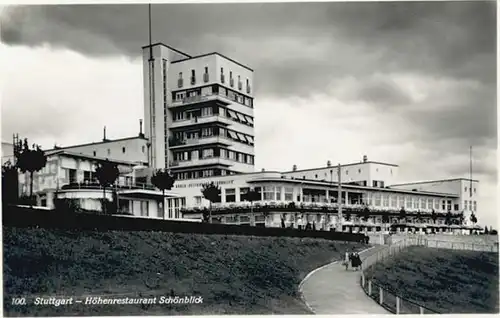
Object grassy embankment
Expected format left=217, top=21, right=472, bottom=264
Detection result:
left=369, top=246, right=499, bottom=313
left=3, top=227, right=364, bottom=316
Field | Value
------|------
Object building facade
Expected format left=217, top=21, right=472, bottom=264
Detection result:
left=142, top=43, right=255, bottom=179
left=8, top=42, right=482, bottom=234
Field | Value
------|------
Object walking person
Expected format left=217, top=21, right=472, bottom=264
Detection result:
left=353, top=253, right=363, bottom=271
left=343, top=251, right=350, bottom=270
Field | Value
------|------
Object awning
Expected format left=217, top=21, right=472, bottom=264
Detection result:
left=245, top=135, right=254, bottom=144
left=228, top=130, right=238, bottom=139
left=245, top=116, right=254, bottom=124
left=236, top=113, right=247, bottom=123
left=237, top=133, right=247, bottom=141
left=227, top=110, right=238, bottom=120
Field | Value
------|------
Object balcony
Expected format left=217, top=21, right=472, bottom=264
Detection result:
left=171, top=157, right=233, bottom=168
left=170, top=93, right=232, bottom=108
left=203, top=73, right=209, bottom=83
left=169, top=136, right=232, bottom=149
left=170, top=115, right=232, bottom=128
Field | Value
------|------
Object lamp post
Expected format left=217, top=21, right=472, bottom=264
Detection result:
left=337, top=163, right=343, bottom=232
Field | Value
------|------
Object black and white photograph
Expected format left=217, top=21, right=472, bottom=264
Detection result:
left=1, top=1, right=498, bottom=316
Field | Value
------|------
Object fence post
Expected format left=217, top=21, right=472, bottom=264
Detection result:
left=368, top=280, right=372, bottom=296
left=396, top=296, right=400, bottom=314
left=362, top=274, right=365, bottom=288
left=419, top=306, right=424, bottom=314
left=379, top=287, right=383, bottom=305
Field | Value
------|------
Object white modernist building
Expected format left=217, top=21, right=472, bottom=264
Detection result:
left=12, top=43, right=481, bottom=233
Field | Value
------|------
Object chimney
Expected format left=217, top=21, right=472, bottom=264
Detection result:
left=327, top=160, right=331, bottom=167
left=293, top=164, right=297, bottom=171
left=103, top=126, right=107, bottom=141
left=139, top=119, right=144, bottom=137
left=363, top=155, right=368, bottom=163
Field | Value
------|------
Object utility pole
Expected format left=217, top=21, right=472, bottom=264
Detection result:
left=337, top=163, right=343, bottom=232
left=148, top=3, right=156, bottom=170
left=469, top=146, right=473, bottom=198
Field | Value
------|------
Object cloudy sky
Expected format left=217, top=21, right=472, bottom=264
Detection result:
left=1, top=1, right=497, bottom=226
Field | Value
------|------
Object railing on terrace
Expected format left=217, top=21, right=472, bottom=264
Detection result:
left=60, top=182, right=158, bottom=192
left=359, top=238, right=499, bottom=314
left=182, top=201, right=465, bottom=217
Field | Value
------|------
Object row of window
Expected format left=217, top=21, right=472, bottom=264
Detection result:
left=172, top=105, right=254, bottom=127
left=173, top=84, right=253, bottom=108
left=464, top=200, right=477, bottom=212
left=173, top=147, right=255, bottom=165
left=174, top=169, right=238, bottom=180
left=172, top=127, right=255, bottom=146
left=294, top=167, right=393, bottom=180
left=177, top=67, right=251, bottom=94
left=196, top=185, right=460, bottom=212
left=91, top=145, right=148, bottom=158
left=464, top=186, right=477, bottom=194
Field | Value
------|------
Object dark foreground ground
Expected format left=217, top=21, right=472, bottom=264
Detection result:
left=3, top=226, right=364, bottom=316
left=369, top=246, right=499, bottom=313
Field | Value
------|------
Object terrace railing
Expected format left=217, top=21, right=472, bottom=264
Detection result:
left=60, top=182, right=158, bottom=192
left=359, top=238, right=441, bottom=314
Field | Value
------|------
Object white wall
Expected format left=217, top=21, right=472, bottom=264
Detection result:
left=49, top=138, right=148, bottom=165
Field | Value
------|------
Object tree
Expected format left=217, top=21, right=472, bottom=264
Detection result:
left=360, top=206, right=370, bottom=222
left=431, top=209, right=437, bottom=224
left=382, top=214, right=390, bottom=224
left=94, top=159, right=119, bottom=214
left=470, top=212, right=478, bottom=225
left=241, top=188, right=260, bottom=226
left=444, top=211, right=453, bottom=226
left=16, top=139, right=47, bottom=205
left=458, top=211, right=465, bottom=225
left=399, top=207, right=406, bottom=222
left=416, top=211, right=423, bottom=223
left=2, top=161, right=19, bottom=205
left=151, top=169, right=176, bottom=219
left=201, top=182, right=221, bottom=223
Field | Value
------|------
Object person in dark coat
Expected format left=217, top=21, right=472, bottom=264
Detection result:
left=353, top=253, right=363, bottom=270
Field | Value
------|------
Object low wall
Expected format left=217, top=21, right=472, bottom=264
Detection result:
left=2, top=205, right=368, bottom=243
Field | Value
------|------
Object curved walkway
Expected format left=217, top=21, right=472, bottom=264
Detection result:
left=300, top=245, right=390, bottom=314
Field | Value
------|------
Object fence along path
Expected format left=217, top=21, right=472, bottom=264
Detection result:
left=359, top=237, right=499, bottom=314
left=300, top=245, right=390, bottom=314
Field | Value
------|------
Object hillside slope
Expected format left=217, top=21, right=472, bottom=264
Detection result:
left=3, top=227, right=364, bottom=316
left=369, top=246, right=499, bottom=313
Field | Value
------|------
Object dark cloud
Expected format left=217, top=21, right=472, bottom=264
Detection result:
left=1, top=2, right=496, bottom=188
left=340, top=76, right=413, bottom=107
left=1, top=2, right=495, bottom=87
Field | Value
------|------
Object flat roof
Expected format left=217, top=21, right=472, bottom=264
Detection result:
left=172, top=52, right=254, bottom=72
left=282, top=161, right=399, bottom=174
left=45, top=136, right=147, bottom=153
left=390, top=178, right=479, bottom=186
left=248, top=177, right=458, bottom=197
left=49, top=150, right=146, bottom=166
left=141, top=42, right=191, bottom=58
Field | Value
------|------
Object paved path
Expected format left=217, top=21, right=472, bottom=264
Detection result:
left=300, top=245, right=390, bottom=314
